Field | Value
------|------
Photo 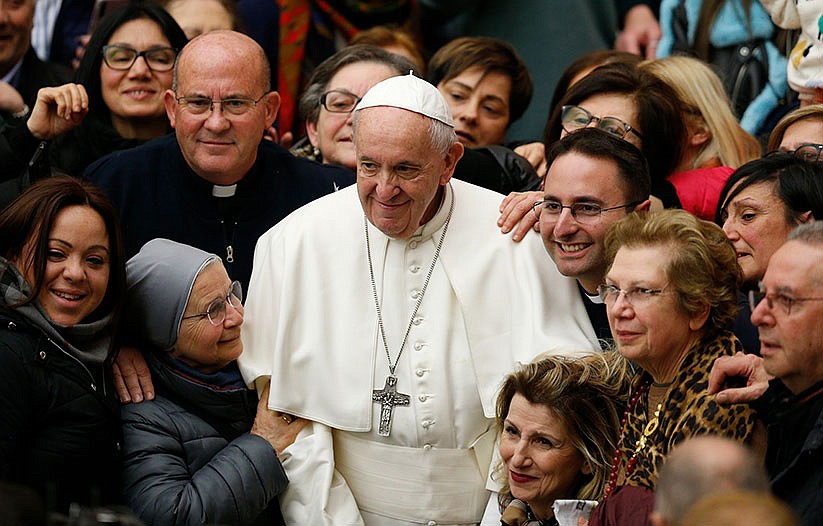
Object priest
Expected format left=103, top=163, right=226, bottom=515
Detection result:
left=239, top=74, right=598, bottom=525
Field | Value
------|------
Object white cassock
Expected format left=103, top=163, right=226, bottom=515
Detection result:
left=239, top=179, right=598, bottom=525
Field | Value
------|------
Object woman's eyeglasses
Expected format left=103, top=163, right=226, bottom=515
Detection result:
left=561, top=105, right=643, bottom=141
left=102, top=45, right=177, bottom=72
left=182, top=281, right=243, bottom=326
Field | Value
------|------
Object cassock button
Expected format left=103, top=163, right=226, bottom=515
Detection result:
left=409, top=265, right=420, bottom=273
left=413, top=342, right=423, bottom=351
left=410, top=289, right=420, bottom=299
left=421, top=419, right=432, bottom=429
left=415, top=369, right=425, bottom=377
left=412, top=316, right=422, bottom=325
left=427, top=521, right=437, bottom=526
left=418, top=394, right=427, bottom=402
left=423, top=443, right=432, bottom=451
left=409, top=241, right=419, bottom=249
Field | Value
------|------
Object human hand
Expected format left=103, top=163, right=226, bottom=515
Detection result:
left=112, top=345, right=155, bottom=403
left=0, top=81, right=26, bottom=114
left=72, top=34, right=91, bottom=70
left=708, top=352, right=771, bottom=404
left=513, top=141, right=546, bottom=176
left=263, top=126, right=294, bottom=149
left=615, top=4, right=662, bottom=59
left=498, top=190, right=542, bottom=242
left=27, top=83, right=89, bottom=140
left=251, top=379, right=308, bottom=454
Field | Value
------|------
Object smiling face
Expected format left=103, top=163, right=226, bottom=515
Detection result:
left=751, top=241, right=823, bottom=394
left=165, top=32, right=280, bottom=185
left=100, top=18, right=175, bottom=134
left=16, top=206, right=111, bottom=327
left=355, top=106, right=462, bottom=239
left=0, top=0, right=34, bottom=77
left=306, top=61, right=397, bottom=169
left=540, top=152, right=638, bottom=294
left=173, top=262, right=244, bottom=373
left=721, top=182, right=795, bottom=284
left=500, top=393, right=588, bottom=519
left=605, top=245, right=706, bottom=381
left=437, top=66, right=511, bottom=148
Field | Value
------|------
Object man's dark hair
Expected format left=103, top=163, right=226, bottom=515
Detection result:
left=546, top=128, right=651, bottom=204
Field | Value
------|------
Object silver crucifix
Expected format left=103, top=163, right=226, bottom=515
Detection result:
left=372, top=374, right=410, bottom=436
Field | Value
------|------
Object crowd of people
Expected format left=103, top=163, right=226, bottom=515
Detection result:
left=0, top=1, right=821, bottom=525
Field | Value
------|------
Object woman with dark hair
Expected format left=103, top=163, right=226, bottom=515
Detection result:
left=716, top=155, right=823, bottom=353
left=0, top=176, right=127, bottom=513
left=0, top=2, right=187, bottom=201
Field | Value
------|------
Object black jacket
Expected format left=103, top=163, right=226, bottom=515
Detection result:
left=121, top=352, right=287, bottom=525
left=0, top=310, right=121, bottom=513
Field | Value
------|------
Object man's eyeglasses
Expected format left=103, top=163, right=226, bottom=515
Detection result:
left=176, top=94, right=267, bottom=116
left=320, top=90, right=362, bottom=113
left=182, top=281, right=243, bottom=326
left=102, top=45, right=177, bottom=72
left=561, top=105, right=643, bottom=140
left=597, top=283, right=673, bottom=307
left=531, top=199, right=641, bottom=224
left=766, top=144, right=823, bottom=162
left=748, top=282, right=823, bottom=315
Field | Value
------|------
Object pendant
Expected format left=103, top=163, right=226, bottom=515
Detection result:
left=372, top=374, right=410, bottom=437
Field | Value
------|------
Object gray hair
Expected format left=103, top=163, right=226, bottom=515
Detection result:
left=300, top=44, right=416, bottom=124
left=788, top=220, right=823, bottom=245
left=351, top=108, right=457, bottom=158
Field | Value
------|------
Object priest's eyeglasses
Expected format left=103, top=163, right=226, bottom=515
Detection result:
left=102, top=45, right=177, bottom=72
left=597, top=283, right=673, bottom=307
left=182, top=281, right=243, bottom=326
left=766, top=144, right=823, bottom=162
left=531, top=199, right=641, bottom=224
left=321, top=90, right=362, bottom=113
left=561, top=105, right=643, bottom=140
left=176, top=94, right=267, bottom=116
left=748, top=282, right=823, bottom=315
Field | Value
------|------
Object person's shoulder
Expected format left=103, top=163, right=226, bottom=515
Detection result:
left=261, top=141, right=356, bottom=188
left=120, top=393, right=184, bottom=424
left=85, top=134, right=176, bottom=183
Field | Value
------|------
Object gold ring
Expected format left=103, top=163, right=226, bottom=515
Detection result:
left=281, top=413, right=294, bottom=424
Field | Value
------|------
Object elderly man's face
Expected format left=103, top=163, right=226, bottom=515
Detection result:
left=355, top=107, right=462, bottom=239
left=164, top=36, right=279, bottom=185
left=751, top=240, right=823, bottom=394
left=0, top=0, right=34, bottom=76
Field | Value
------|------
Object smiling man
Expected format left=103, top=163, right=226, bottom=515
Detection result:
left=537, top=129, right=650, bottom=345
left=85, top=31, right=353, bottom=288
left=239, top=74, right=595, bottom=525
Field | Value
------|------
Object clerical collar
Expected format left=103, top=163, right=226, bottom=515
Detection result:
left=212, top=184, right=238, bottom=197
left=409, top=183, right=453, bottom=241
left=582, top=286, right=603, bottom=304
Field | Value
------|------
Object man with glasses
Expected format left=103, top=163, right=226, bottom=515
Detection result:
left=86, top=30, right=354, bottom=290
left=710, top=221, right=823, bottom=525
left=535, top=128, right=650, bottom=345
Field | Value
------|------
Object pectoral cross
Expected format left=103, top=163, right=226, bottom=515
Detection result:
left=372, top=374, right=410, bottom=437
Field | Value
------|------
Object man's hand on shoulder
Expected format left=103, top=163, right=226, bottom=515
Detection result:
left=708, top=352, right=772, bottom=404
left=498, top=191, right=542, bottom=242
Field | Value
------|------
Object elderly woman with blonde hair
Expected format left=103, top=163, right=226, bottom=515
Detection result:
left=589, top=210, right=761, bottom=525
left=485, top=352, right=630, bottom=525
